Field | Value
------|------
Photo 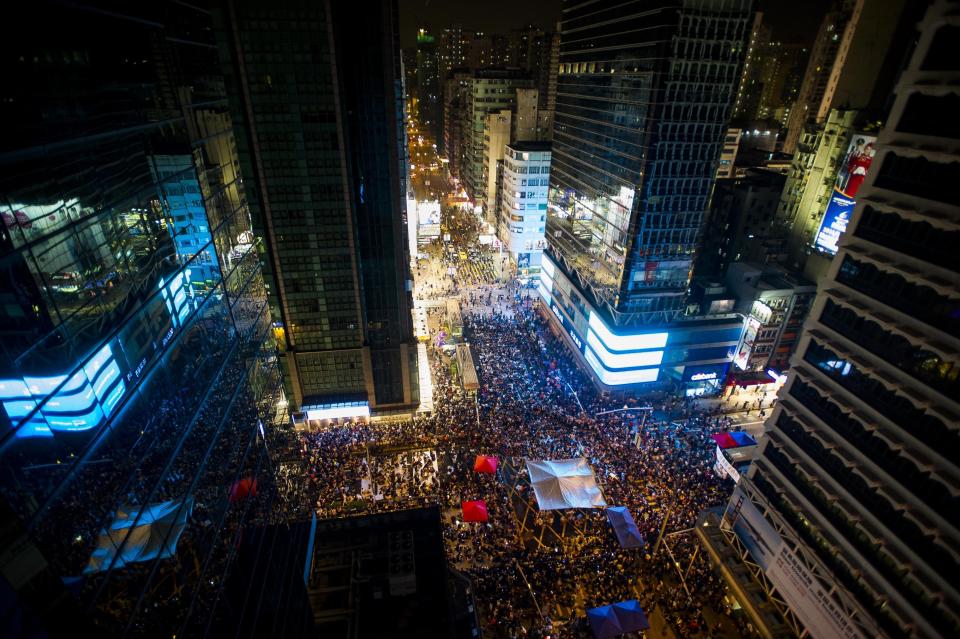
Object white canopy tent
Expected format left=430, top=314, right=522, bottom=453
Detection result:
left=85, top=497, right=193, bottom=574
left=525, top=458, right=607, bottom=511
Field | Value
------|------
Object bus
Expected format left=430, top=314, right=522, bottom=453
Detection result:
left=456, top=343, right=480, bottom=392
left=446, top=298, right=463, bottom=340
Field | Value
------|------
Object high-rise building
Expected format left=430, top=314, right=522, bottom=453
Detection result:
left=782, top=0, right=914, bottom=154
left=724, top=263, right=815, bottom=378
left=540, top=0, right=753, bottom=396
left=698, top=3, right=960, bottom=636
left=416, top=28, right=442, bottom=143
left=461, top=71, right=533, bottom=204
left=733, top=15, right=810, bottom=127
left=732, top=13, right=768, bottom=121
left=467, top=31, right=511, bottom=69
left=480, top=109, right=513, bottom=223
left=497, top=141, right=552, bottom=277
left=757, top=42, right=808, bottom=124
left=774, top=0, right=924, bottom=277
left=438, top=24, right=469, bottom=78
left=696, top=168, right=787, bottom=280
left=782, top=0, right=864, bottom=153
left=214, top=0, right=418, bottom=417
left=716, top=128, right=744, bottom=179
left=776, top=109, right=878, bottom=275
left=443, top=71, right=472, bottom=175
left=0, top=1, right=283, bottom=634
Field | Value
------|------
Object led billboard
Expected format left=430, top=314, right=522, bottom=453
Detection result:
left=814, top=135, right=876, bottom=255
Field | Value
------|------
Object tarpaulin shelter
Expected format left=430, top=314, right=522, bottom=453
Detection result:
left=473, top=455, right=498, bottom=474
left=606, top=506, right=645, bottom=549
left=711, top=432, right=738, bottom=449
left=731, top=431, right=757, bottom=447
left=525, top=458, right=607, bottom=511
left=229, top=478, right=258, bottom=502
left=461, top=500, right=489, bottom=522
left=85, top=497, right=193, bottom=574
left=587, top=599, right=650, bottom=638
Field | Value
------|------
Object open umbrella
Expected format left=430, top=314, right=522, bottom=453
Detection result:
left=461, top=500, right=489, bottom=522
left=229, top=478, right=258, bottom=502
left=473, top=455, right=498, bottom=474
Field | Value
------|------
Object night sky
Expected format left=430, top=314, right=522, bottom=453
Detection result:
left=398, top=0, right=832, bottom=47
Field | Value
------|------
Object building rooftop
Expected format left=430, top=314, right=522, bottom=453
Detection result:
left=506, top=140, right=552, bottom=152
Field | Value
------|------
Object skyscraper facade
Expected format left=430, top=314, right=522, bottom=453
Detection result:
left=214, top=0, right=417, bottom=416
left=540, top=0, right=753, bottom=394
left=700, top=2, right=960, bottom=636
left=438, top=24, right=469, bottom=78
left=416, top=28, right=442, bottom=144
left=0, top=1, right=282, bottom=634
left=462, top=71, right=534, bottom=203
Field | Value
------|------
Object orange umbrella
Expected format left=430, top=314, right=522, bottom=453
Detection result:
left=229, top=478, right=257, bottom=502
left=473, top=455, right=498, bottom=474
left=461, top=500, right=489, bottom=522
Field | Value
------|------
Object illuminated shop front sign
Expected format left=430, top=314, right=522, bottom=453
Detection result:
left=550, top=303, right=565, bottom=323
left=1, top=342, right=126, bottom=438
left=587, top=312, right=668, bottom=352
left=690, top=372, right=717, bottom=382
left=2, top=268, right=201, bottom=440
left=303, top=401, right=370, bottom=421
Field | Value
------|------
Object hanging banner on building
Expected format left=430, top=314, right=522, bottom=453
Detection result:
left=725, top=488, right=865, bottom=639
left=814, top=135, right=876, bottom=255
left=734, top=318, right=760, bottom=370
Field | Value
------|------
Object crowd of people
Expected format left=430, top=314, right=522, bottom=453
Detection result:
left=1, top=288, right=291, bottom=636
left=279, top=266, right=756, bottom=637
left=0, top=194, right=756, bottom=637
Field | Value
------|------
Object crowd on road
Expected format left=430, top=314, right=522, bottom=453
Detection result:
left=283, top=266, right=756, bottom=637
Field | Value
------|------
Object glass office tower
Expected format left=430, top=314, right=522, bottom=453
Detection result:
left=541, top=0, right=753, bottom=394
left=0, top=2, right=282, bottom=635
left=698, top=1, right=960, bottom=636
left=213, top=0, right=418, bottom=417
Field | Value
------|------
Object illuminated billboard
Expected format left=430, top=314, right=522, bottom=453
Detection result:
left=734, top=317, right=760, bottom=370
left=814, top=135, right=876, bottom=255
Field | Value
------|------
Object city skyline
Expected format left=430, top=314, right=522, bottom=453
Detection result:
left=0, top=0, right=956, bottom=637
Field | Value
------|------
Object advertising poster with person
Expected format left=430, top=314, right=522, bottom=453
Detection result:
left=814, top=135, right=876, bottom=255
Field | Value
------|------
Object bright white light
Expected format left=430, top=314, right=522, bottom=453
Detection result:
left=539, top=268, right=554, bottom=294
left=537, top=281, right=552, bottom=305
left=305, top=404, right=370, bottom=421
left=586, top=332, right=664, bottom=368
left=585, top=349, right=659, bottom=385
left=541, top=256, right=555, bottom=279
left=587, top=312, right=668, bottom=352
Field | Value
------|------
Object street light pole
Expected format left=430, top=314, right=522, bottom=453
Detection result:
left=596, top=405, right=653, bottom=417
left=651, top=505, right=672, bottom=559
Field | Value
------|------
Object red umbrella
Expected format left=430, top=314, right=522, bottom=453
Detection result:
left=461, top=500, right=489, bottom=522
left=473, top=455, right=498, bottom=474
left=229, top=478, right=257, bottom=502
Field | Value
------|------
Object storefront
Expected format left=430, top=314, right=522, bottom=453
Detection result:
left=677, top=363, right=730, bottom=397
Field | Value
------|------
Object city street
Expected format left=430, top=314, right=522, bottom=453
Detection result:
left=284, top=120, right=767, bottom=638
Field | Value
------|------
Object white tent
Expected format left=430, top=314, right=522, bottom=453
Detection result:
left=525, top=458, right=607, bottom=511
left=85, top=497, right=193, bottom=574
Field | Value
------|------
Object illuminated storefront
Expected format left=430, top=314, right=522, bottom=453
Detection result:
left=539, top=253, right=742, bottom=395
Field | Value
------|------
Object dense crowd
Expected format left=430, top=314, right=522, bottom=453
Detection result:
left=282, top=276, right=754, bottom=637
left=1, top=292, right=288, bottom=636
